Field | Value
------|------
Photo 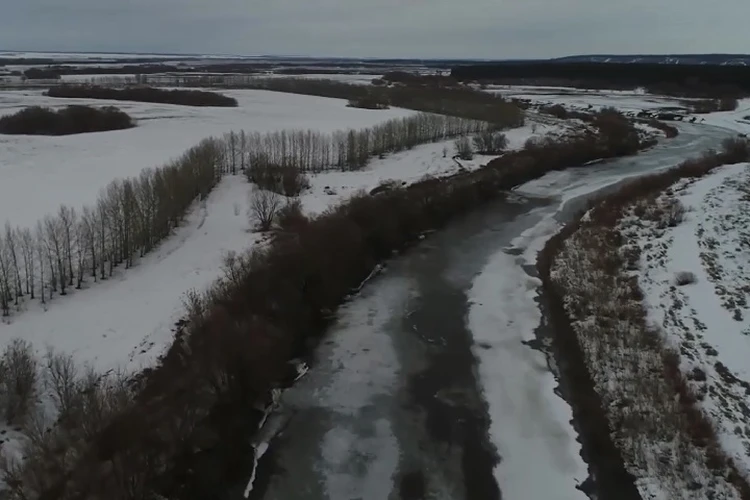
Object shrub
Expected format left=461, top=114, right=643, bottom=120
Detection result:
left=247, top=159, right=310, bottom=197
left=472, top=131, right=508, bottom=154
left=276, top=199, right=309, bottom=232
left=44, top=349, right=78, bottom=418
left=540, top=104, right=569, bottom=119
left=1, top=339, right=38, bottom=425
left=280, top=165, right=311, bottom=197
left=454, top=136, right=474, bottom=160
left=0, top=105, right=135, bottom=136
left=675, top=271, right=697, bottom=286
left=347, top=96, right=390, bottom=110
left=721, top=137, right=750, bottom=162
left=46, top=85, right=238, bottom=107
left=250, top=188, right=282, bottom=231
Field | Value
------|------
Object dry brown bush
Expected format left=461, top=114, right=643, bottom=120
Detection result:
left=250, top=189, right=283, bottom=231
left=1, top=339, right=38, bottom=425
left=276, top=199, right=309, bottom=232
left=675, top=271, right=697, bottom=286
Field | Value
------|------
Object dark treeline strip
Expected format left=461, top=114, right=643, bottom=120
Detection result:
left=22, top=68, right=61, bottom=80
left=451, top=62, right=750, bottom=98
left=10, top=111, right=651, bottom=500
left=226, top=113, right=490, bottom=175
left=243, top=78, right=525, bottom=127
left=46, top=85, right=238, bottom=107
left=0, top=105, right=134, bottom=136
left=538, top=139, right=750, bottom=498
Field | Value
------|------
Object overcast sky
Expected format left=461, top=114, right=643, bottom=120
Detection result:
left=1, top=0, right=748, bottom=59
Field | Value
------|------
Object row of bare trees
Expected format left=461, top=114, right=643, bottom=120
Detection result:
left=0, top=138, right=223, bottom=316
left=1, top=112, right=494, bottom=316
left=221, top=112, right=490, bottom=175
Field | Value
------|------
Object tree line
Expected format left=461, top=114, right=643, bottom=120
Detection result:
left=451, top=61, right=750, bottom=99
left=243, top=77, right=525, bottom=127
left=223, top=112, right=491, bottom=176
left=0, top=112, right=496, bottom=316
left=0, top=138, right=222, bottom=316
left=46, top=85, right=238, bottom=107
left=0, top=105, right=135, bottom=136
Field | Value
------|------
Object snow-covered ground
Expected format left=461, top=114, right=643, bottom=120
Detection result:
left=300, top=118, right=574, bottom=216
left=698, top=98, right=750, bottom=135
left=627, top=163, right=750, bottom=479
left=485, top=85, right=686, bottom=114
left=0, top=175, right=258, bottom=372
left=0, top=88, right=414, bottom=228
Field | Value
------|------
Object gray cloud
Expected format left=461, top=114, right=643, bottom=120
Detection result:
left=1, top=0, right=747, bottom=58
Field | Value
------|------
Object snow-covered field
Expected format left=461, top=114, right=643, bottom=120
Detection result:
left=485, top=85, right=687, bottom=114
left=300, top=118, right=575, bottom=215
left=628, top=163, right=750, bottom=479
left=0, top=175, right=259, bottom=372
left=699, top=98, right=750, bottom=135
left=0, top=88, right=414, bottom=228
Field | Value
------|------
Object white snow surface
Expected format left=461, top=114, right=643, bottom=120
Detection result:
left=630, top=163, right=750, bottom=478
left=0, top=88, right=414, bottom=228
left=467, top=219, right=588, bottom=499
left=486, top=86, right=686, bottom=114
left=698, top=98, right=750, bottom=135
left=300, top=118, right=572, bottom=216
left=0, top=175, right=258, bottom=372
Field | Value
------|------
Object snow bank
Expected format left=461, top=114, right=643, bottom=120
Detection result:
left=467, top=225, right=588, bottom=499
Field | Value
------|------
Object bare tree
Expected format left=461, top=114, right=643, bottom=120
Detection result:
left=44, top=348, right=78, bottom=418
left=2, top=339, right=38, bottom=425
left=4, top=223, right=22, bottom=305
left=250, top=189, right=282, bottom=231
left=225, top=131, right=238, bottom=175
left=74, top=221, right=86, bottom=289
left=0, top=234, right=10, bottom=316
left=81, top=206, right=98, bottom=280
left=239, top=130, right=248, bottom=171
left=35, top=223, right=46, bottom=305
left=44, top=215, right=65, bottom=296
left=58, top=206, right=77, bottom=288
left=454, top=136, right=474, bottom=160
left=19, top=228, right=35, bottom=299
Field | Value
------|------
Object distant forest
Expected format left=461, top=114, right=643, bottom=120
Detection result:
left=47, top=85, right=238, bottom=107
left=451, top=62, right=750, bottom=98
